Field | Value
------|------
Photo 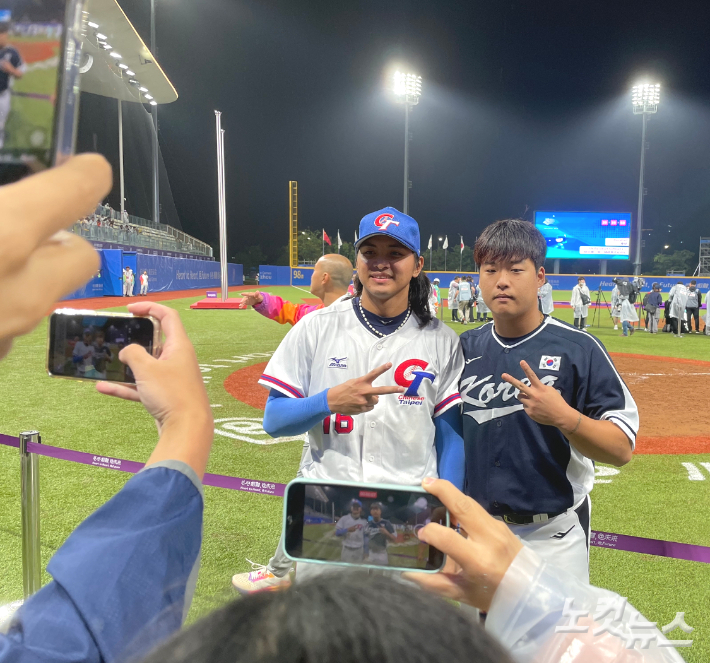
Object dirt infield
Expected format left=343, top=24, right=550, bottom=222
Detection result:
left=224, top=353, right=710, bottom=455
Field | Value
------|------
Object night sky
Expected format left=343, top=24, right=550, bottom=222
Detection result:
left=109, top=0, right=710, bottom=271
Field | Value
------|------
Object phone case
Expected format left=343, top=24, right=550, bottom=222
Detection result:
left=46, top=308, right=162, bottom=384
left=282, top=478, right=449, bottom=574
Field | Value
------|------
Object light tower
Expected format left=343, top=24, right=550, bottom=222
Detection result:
left=631, top=82, right=660, bottom=275
left=393, top=71, right=422, bottom=214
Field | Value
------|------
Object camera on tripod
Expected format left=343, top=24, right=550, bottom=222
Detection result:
left=612, top=277, right=644, bottom=303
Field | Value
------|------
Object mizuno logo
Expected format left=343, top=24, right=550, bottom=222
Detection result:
left=551, top=526, right=575, bottom=540
left=327, top=356, right=348, bottom=369
left=465, top=356, right=483, bottom=364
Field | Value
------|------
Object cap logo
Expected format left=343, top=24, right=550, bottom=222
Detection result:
left=374, top=213, right=400, bottom=231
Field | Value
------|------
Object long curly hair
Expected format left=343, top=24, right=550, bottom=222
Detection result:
left=351, top=271, right=433, bottom=328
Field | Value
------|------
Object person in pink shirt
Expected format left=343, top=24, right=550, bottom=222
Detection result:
left=241, top=254, right=353, bottom=326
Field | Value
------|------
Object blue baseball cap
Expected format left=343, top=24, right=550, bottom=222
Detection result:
left=355, top=207, right=420, bottom=256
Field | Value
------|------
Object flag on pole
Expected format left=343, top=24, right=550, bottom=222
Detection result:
left=428, top=235, right=433, bottom=251
left=443, top=236, right=449, bottom=250
left=323, top=230, right=332, bottom=246
left=337, top=230, right=342, bottom=252
left=460, top=236, right=464, bottom=253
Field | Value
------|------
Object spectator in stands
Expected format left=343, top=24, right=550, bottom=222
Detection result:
left=685, top=280, right=702, bottom=333
left=645, top=283, right=663, bottom=334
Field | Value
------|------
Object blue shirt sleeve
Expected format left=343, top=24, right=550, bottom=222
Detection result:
left=262, top=389, right=331, bottom=437
left=434, top=406, right=465, bottom=490
left=1, top=464, right=203, bottom=663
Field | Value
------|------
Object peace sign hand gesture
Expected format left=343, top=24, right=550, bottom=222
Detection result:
left=326, top=362, right=405, bottom=415
left=501, top=360, right=579, bottom=432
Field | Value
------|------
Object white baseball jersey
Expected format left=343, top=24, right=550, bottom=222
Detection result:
left=259, top=297, right=464, bottom=485
left=335, top=514, right=367, bottom=549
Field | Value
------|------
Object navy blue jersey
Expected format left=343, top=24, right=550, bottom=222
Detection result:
left=0, top=46, right=22, bottom=93
left=459, top=317, right=638, bottom=517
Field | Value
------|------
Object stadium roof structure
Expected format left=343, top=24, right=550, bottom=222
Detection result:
left=80, top=0, right=177, bottom=105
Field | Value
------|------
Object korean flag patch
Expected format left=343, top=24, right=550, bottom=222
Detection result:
left=539, top=355, right=561, bottom=371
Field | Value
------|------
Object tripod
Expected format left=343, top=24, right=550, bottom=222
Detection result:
left=591, top=286, right=613, bottom=328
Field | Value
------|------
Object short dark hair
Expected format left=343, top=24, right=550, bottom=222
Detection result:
left=139, top=573, right=512, bottom=663
left=578, top=276, right=585, bottom=282
left=691, top=280, right=696, bottom=285
left=474, top=219, right=546, bottom=270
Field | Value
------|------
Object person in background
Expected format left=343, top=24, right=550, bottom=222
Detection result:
left=122, top=266, right=130, bottom=297
left=611, top=283, right=621, bottom=330
left=570, top=276, right=591, bottom=330
left=685, top=279, right=702, bottom=333
left=334, top=499, right=368, bottom=563
left=537, top=276, right=554, bottom=316
left=72, top=328, right=96, bottom=377
left=645, top=283, right=663, bottom=334
left=475, top=277, right=489, bottom=323
left=240, top=254, right=353, bottom=326
left=668, top=281, right=688, bottom=337
left=448, top=275, right=460, bottom=322
left=127, top=267, right=135, bottom=297
left=0, top=22, right=24, bottom=149
left=365, top=501, right=396, bottom=566
left=140, top=270, right=149, bottom=296
left=620, top=292, right=639, bottom=337
left=457, top=274, right=472, bottom=324
left=430, top=277, right=441, bottom=317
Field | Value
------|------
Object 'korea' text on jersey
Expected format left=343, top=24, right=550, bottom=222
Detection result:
left=459, top=317, right=638, bottom=517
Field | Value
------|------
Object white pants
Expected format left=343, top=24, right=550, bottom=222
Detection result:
left=140, top=282, right=148, bottom=295
left=122, top=281, right=129, bottom=296
left=504, top=495, right=591, bottom=583
left=128, top=282, right=134, bottom=296
left=367, top=550, right=389, bottom=566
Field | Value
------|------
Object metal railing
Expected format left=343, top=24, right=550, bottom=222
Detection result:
left=71, top=205, right=214, bottom=258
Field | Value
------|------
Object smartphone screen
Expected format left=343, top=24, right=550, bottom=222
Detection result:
left=48, top=312, right=156, bottom=383
left=0, top=0, right=81, bottom=184
left=284, top=480, right=448, bottom=572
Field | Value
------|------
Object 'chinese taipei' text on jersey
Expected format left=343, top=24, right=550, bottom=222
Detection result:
left=259, top=297, right=464, bottom=485
left=460, top=317, right=638, bottom=516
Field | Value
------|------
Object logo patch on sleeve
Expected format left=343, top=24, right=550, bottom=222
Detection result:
left=539, top=355, right=561, bottom=371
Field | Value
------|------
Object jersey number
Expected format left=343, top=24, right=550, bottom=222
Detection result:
left=323, top=414, right=354, bottom=435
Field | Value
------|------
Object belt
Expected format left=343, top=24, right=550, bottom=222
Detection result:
left=496, top=510, right=566, bottom=526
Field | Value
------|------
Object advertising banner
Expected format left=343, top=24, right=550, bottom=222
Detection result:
left=136, top=255, right=243, bottom=292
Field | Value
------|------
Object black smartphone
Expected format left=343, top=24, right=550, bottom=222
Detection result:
left=284, top=479, right=449, bottom=573
left=0, top=0, right=84, bottom=185
left=47, top=309, right=161, bottom=384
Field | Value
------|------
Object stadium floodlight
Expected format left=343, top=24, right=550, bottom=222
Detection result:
left=149, top=100, right=157, bottom=106
left=96, top=32, right=106, bottom=40
left=391, top=70, right=422, bottom=214
left=631, top=81, right=661, bottom=276
left=87, top=21, right=99, bottom=28
left=102, top=44, right=112, bottom=50
left=118, top=63, right=128, bottom=70
left=110, top=52, right=122, bottom=59
left=125, top=70, right=135, bottom=76
left=139, top=86, right=148, bottom=92
left=144, top=94, right=153, bottom=100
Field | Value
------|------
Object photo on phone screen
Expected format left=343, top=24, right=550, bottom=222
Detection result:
left=0, top=0, right=81, bottom=184
left=48, top=312, right=157, bottom=384
left=284, top=480, right=448, bottom=572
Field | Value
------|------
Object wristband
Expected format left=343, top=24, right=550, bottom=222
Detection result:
left=566, top=412, right=582, bottom=436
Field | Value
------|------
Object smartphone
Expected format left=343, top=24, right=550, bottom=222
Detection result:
left=0, top=0, right=85, bottom=185
left=283, top=479, right=449, bottom=573
left=47, top=309, right=161, bottom=384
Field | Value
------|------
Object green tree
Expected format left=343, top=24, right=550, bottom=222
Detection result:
left=652, top=250, right=695, bottom=275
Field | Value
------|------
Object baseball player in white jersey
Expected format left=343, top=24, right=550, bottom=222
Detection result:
left=334, top=499, right=367, bottom=563
left=231, top=206, right=465, bottom=592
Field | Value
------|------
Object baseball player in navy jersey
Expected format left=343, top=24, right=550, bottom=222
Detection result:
left=459, top=219, right=638, bottom=583
left=0, top=23, right=24, bottom=149
left=231, top=206, right=465, bottom=592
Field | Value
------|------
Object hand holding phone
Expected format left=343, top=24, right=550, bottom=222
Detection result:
left=403, top=479, right=524, bottom=612
left=95, top=302, right=212, bottom=436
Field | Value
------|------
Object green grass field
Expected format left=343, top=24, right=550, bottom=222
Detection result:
left=0, top=286, right=708, bottom=659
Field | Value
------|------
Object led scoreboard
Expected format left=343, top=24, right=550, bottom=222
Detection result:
left=534, top=211, right=632, bottom=261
